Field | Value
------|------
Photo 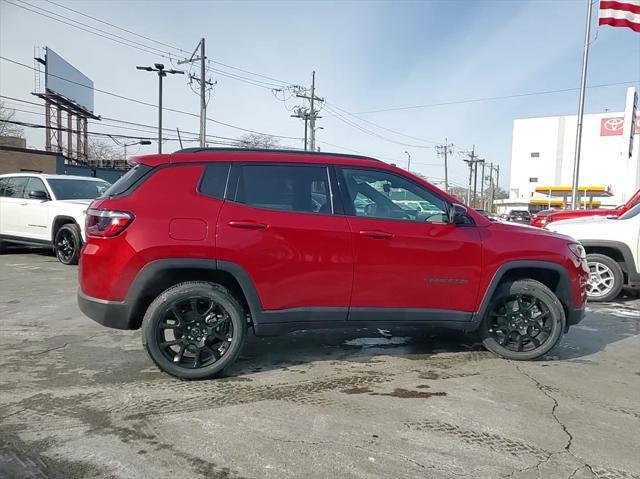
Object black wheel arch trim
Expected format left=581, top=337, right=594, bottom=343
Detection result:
left=81, top=258, right=584, bottom=332
left=472, top=260, right=577, bottom=324
left=580, top=240, right=640, bottom=283
left=52, top=215, right=80, bottom=243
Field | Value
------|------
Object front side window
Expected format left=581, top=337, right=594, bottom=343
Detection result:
left=235, top=164, right=331, bottom=214
left=340, top=168, right=448, bottom=223
left=24, top=177, right=48, bottom=198
left=3, top=177, right=28, bottom=198
left=47, top=179, right=111, bottom=200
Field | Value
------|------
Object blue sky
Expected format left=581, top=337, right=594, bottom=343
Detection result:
left=1, top=0, right=639, bottom=189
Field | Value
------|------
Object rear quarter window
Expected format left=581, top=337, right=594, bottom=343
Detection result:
left=102, top=164, right=153, bottom=197
left=198, top=163, right=230, bottom=199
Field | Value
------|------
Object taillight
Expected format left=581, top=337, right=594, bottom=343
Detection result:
left=86, top=208, right=133, bottom=237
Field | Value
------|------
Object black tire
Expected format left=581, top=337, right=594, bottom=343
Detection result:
left=585, top=253, right=624, bottom=303
left=142, top=281, right=247, bottom=380
left=54, top=224, right=82, bottom=265
left=480, top=279, right=565, bottom=360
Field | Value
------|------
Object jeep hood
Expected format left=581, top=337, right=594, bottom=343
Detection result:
left=488, top=220, right=574, bottom=241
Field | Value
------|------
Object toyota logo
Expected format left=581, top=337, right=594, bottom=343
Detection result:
left=603, top=118, right=624, bottom=131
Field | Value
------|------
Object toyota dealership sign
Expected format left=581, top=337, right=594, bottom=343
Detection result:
left=600, top=115, right=640, bottom=136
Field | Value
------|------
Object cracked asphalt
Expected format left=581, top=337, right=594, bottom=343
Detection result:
left=1, top=249, right=639, bottom=479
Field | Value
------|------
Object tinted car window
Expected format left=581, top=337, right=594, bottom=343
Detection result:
left=24, top=177, right=48, bottom=198
left=48, top=179, right=110, bottom=200
left=0, top=178, right=8, bottom=196
left=3, top=177, right=28, bottom=198
left=102, top=164, right=152, bottom=197
left=341, top=168, right=448, bottom=223
left=235, top=164, right=330, bottom=214
left=619, top=203, right=640, bottom=220
left=199, top=163, right=230, bottom=199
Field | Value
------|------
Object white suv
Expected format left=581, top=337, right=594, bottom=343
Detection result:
left=0, top=173, right=110, bottom=264
left=547, top=204, right=640, bottom=302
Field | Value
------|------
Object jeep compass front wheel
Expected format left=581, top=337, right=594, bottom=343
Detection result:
left=142, top=282, right=247, bottom=380
left=480, top=279, right=565, bottom=360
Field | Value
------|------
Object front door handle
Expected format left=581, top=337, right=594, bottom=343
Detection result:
left=228, top=220, right=268, bottom=230
left=19, top=201, right=28, bottom=206
left=359, top=230, right=394, bottom=239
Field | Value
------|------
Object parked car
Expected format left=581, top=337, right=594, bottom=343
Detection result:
left=506, top=210, right=532, bottom=224
left=0, top=173, right=111, bottom=264
left=530, top=209, right=557, bottom=228
left=534, top=189, right=640, bottom=228
left=78, top=149, right=588, bottom=379
left=546, top=203, right=640, bottom=302
left=474, top=209, right=501, bottom=221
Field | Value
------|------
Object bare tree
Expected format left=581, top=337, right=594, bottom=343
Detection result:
left=0, top=101, right=25, bottom=138
left=238, top=133, right=281, bottom=149
left=87, top=137, right=122, bottom=167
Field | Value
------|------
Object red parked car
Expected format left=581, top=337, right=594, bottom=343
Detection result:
left=532, top=190, right=640, bottom=228
left=78, top=149, right=588, bottom=379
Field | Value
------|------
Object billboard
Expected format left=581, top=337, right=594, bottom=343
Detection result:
left=45, top=47, right=94, bottom=113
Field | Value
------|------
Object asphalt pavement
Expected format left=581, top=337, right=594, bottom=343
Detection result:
left=1, top=248, right=639, bottom=479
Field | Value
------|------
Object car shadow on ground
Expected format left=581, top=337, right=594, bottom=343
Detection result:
left=0, top=245, right=55, bottom=259
left=220, top=301, right=640, bottom=377
left=224, top=327, right=485, bottom=377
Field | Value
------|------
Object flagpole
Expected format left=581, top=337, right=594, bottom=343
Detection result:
left=570, top=0, right=594, bottom=210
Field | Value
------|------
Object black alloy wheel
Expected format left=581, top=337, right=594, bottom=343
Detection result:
left=54, top=224, right=81, bottom=265
left=487, top=294, right=552, bottom=353
left=142, top=282, right=247, bottom=380
left=158, top=297, right=233, bottom=368
left=480, top=279, right=565, bottom=360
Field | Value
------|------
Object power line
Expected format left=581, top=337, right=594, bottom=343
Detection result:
left=11, top=0, right=294, bottom=90
left=343, top=80, right=640, bottom=115
left=44, top=0, right=295, bottom=86
left=323, top=101, right=439, bottom=145
left=322, top=103, right=436, bottom=149
left=0, top=57, right=303, bottom=141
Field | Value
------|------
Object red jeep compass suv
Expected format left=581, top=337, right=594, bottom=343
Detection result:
left=78, top=149, right=588, bottom=379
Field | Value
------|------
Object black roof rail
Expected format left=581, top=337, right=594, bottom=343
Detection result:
left=173, top=147, right=382, bottom=162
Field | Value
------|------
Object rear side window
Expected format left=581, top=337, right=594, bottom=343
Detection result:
left=198, top=163, right=230, bottom=199
left=235, top=164, right=331, bottom=214
left=3, top=177, right=28, bottom=198
left=0, top=178, right=8, bottom=196
left=102, top=164, right=152, bottom=197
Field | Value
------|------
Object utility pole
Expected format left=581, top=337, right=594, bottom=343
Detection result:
left=291, top=107, right=310, bottom=150
left=480, top=160, right=486, bottom=209
left=178, top=38, right=215, bottom=147
left=436, top=138, right=453, bottom=193
left=295, top=71, right=323, bottom=152
left=404, top=151, right=411, bottom=172
left=137, top=63, right=184, bottom=154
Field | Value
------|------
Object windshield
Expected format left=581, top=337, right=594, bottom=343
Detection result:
left=48, top=179, right=111, bottom=200
left=619, top=203, right=640, bottom=220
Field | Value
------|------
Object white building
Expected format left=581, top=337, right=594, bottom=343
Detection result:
left=503, top=88, right=639, bottom=213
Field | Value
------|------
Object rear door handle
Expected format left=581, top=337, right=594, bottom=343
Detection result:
left=358, top=230, right=394, bottom=239
left=228, top=220, right=268, bottom=230
left=19, top=201, right=28, bottom=206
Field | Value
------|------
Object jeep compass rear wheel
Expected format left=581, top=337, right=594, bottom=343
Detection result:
left=480, top=279, right=565, bottom=360
left=142, top=282, right=247, bottom=380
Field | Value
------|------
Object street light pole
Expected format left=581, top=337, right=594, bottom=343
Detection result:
left=137, top=64, right=184, bottom=154
left=404, top=151, right=411, bottom=172
left=123, top=140, right=152, bottom=162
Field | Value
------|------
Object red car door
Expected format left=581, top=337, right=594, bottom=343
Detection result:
left=337, top=166, right=482, bottom=320
left=216, top=163, right=353, bottom=318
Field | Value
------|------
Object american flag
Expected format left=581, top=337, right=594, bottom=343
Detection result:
left=599, top=0, right=640, bottom=32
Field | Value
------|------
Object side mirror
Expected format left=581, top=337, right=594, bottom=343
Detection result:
left=28, top=190, right=49, bottom=200
left=449, top=204, right=469, bottom=225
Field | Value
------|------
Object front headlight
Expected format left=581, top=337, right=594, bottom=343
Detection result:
left=568, top=243, right=586, bottom=260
